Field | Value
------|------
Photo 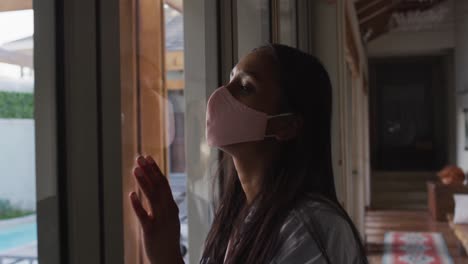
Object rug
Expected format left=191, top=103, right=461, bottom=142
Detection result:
left=382, top=232, right=454, bottom=264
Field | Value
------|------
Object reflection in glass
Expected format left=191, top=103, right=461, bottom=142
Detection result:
left=120, top=0, right=188, bottom=263
left=164, top=2, right=188, bottom=261
left=277, top=0, right=297, bottom=47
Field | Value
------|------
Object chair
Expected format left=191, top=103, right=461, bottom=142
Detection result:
left=427, top=181, right=468, bottom=221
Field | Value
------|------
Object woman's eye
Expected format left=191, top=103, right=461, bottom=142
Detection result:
left=240, top=85, right=254, bottom=94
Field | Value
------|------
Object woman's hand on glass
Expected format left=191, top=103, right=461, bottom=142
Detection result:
left=129, top=155, right=184, bottom=264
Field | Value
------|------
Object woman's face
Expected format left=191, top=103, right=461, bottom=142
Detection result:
left=220, top=48, right=300, bottom=155
left=226, top=49, right=283, bottom=117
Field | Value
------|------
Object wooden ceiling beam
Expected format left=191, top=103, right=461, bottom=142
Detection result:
left=396, top=0, right=445, bottom=12
left=359, top=2, right=397, bottom=25
left=355, top=0, right=378, bottom=11
left=0, top=0, right=32, bottom=12
left=355, top=0, right=449, bottom=42
left=360, top=11, right=393, bottom=41
left=357, top=0, right=389, bottom=21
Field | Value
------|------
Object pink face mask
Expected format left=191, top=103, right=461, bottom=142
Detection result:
left=206, top=86, right=293, bottom=147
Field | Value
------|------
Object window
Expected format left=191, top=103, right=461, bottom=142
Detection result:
left=164, top=1, right=188, bottom=259
left=118, top=1, right=299, bottom=262
left=0, top=3, right=38, bottom=264
left=120, top=0, right=188, bottom=262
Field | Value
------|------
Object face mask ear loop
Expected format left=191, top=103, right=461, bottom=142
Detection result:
left=266, top=112, right=294, bottom=120
left=264, top=112, right=294, bottom=138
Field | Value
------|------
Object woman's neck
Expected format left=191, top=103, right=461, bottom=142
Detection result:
left=231, top=142, right=279, bottom=204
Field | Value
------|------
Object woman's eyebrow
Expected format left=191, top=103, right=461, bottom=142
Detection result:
left=238, top=70, right=258, bottom=80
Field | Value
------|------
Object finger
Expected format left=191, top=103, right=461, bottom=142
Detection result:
left=133, top=167, right=155, bottom=202
left=145, top=155, right=170, bottom=186
left=145, top=155, right=172, bottom=197
left=129, top=192, right=150, bottom=228
left=136, top=156, right=157, bottom=187
left=146, top=156, right=174, bottom=200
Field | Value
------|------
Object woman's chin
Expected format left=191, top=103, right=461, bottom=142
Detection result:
left=220, top=141, right=266, bottom=157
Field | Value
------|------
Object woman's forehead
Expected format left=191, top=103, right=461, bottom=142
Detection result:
left=232, top=50, right=277, bottom=78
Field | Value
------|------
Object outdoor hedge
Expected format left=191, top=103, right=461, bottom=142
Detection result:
left=0, top=198, right=34, bottom=220
left=0, top=91, right=34, bottom=119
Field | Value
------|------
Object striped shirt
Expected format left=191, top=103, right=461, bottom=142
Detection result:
left=212, top=195, right=365, bottom=264
left=269, top=195, right=364, bottom=263
left=218, top=197, right=365, bottom=264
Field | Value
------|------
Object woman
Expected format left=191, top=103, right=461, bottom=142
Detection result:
left=129, top=44, right=368, bottom=263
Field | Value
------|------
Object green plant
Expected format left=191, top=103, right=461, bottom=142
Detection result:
left=0, top=199, right=34, bottom=220
left=0, top=91, right=34, bottom=119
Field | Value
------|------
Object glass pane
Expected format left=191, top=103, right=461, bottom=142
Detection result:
left=164, top=1, right=188, bottom=262
left=120, top=0, right=187, bottom=263
left=277, top=0, right=297, bottom=47
left=0, top=5, right=38, bottom=264
left=236, top=0, right=271, bottom=59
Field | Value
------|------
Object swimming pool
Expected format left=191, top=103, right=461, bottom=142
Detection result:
left=0, top=222, right=37, bottom=253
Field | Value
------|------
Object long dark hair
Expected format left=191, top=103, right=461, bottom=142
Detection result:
left=201, top=44, right=368, bottom=263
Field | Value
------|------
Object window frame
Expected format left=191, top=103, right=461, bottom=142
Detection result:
left=35, top=0, right=124, bottom=262
left=35, top=0, right=63, bottom=262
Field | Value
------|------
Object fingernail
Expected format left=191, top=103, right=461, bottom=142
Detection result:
left=146, top=156, right=155, bottom=164
left=138, top=156, right=146, bottom=165
left=134, top=167, right=143, bottom=177
left=130, top=192, right=137, bottom=200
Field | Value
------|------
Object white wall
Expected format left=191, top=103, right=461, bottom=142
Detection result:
left=367, top=30, right=454, bottom=57
left=0, top=78, right=34, bottom=93
left=308, top=2, right=367, bottom=232
left=0, top=119, right=36, bottom=210
left=308, top=0, right=346, bottom=203
left=455, top=0, right=468, bottom=171
left=367, top=0, right=455, bottom=57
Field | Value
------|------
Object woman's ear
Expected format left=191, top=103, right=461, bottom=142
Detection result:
left=273, top=116, right=303, bottom=141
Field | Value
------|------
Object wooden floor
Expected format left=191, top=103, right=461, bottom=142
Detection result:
left=365, top=210, right=468, bottom=264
